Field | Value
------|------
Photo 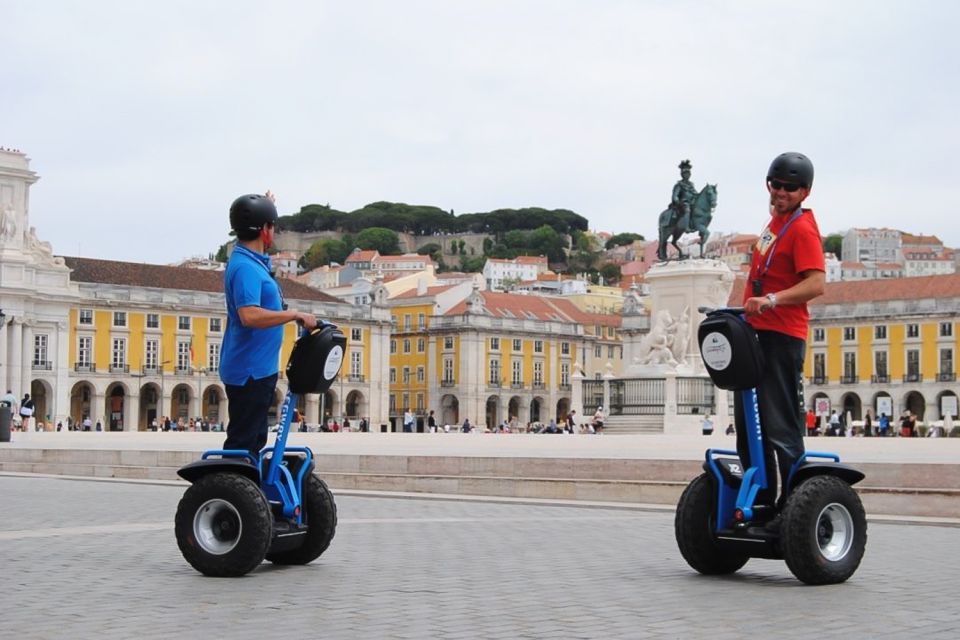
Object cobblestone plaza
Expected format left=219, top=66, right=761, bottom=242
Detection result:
left=2, top=475, right=958, bottom=639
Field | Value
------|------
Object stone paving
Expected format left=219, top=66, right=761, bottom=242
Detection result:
left=2, top=475, right=958, bottom=639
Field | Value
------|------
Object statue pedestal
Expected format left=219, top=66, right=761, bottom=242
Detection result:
left=625, top=258, right=734, bottom=376
left=608, top=258, right=736, bottom=434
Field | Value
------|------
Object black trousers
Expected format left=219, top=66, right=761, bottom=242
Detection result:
left=223, top=373, right=278, bottom=456
left=734, top=330, right=806, bottom=506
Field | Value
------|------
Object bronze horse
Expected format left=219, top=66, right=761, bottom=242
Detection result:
left=657, top=184, right=717, bottom=261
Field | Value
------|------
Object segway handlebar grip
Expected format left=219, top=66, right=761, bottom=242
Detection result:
left=699, top=306, right=745, bottom=316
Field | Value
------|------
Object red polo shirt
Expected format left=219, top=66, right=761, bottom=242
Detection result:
left=743, top=207, right=824, bottom=340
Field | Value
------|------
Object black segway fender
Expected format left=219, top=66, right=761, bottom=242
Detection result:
left=177, top=458, right=261, bottom=485
left=788, top=462, right=864, bottom=492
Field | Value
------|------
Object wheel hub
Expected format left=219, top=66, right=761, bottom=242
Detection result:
left=194, top=499, right=243, bottom=555
left=816, top=502, right=853, bottom=562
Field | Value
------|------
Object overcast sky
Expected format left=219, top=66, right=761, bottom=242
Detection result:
left=3, top=1, right=957, bottom=264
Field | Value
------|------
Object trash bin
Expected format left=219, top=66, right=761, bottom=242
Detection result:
left=0, top=406, right=11, bottom=442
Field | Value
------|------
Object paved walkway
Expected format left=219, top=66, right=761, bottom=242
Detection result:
left=5, top=431, right=960, bottom=463
left=2, top=475, right=958, bottom=640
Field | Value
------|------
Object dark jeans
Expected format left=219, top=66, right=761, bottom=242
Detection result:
left=734, top=330, right=806, bottom=506
left=223, top=373, right=278, bottom=456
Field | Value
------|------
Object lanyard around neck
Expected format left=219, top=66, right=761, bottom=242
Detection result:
left=759, top=207, right=804, bottom=277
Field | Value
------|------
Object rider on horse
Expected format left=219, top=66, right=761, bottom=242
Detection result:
left=670, top=159, right=697, bottom=230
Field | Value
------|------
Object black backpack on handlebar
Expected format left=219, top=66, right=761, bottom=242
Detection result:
left=697, top=312, right=764, bottom=391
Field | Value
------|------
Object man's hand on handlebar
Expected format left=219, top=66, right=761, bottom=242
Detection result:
left=743, top=296, right=773, bottom=317
left=295, top=312, right=318, bottom=330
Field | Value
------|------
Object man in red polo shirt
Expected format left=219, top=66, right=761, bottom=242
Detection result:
left=738, top=152, right=825, bottom=517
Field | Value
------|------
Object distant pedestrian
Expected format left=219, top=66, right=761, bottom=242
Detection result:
left=829, top=410, right=841, bottom=437
left=725, top=423, right=735, bottom=435
left=403, top=408, right=415, bottom=433
left=19, top=393, right=35, bottom=432
left=82, top=416, right=92, bottom=431
left=701, top=414, right=714, bottom=436
left=427, top=410, right=437, bottom=433
left=805, top=409, right=818, bottom=437
left=593, top=406, right=605, bottom=434
left=879, top=412, right=890, bottom=436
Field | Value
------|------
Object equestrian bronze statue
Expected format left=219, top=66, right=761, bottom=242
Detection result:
left=657, top=159, right=717, bottom=261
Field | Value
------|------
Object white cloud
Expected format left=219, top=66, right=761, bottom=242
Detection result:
left=3, top=0, right=958, bottom=261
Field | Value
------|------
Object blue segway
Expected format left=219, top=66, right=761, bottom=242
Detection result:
left=675, top=307, right=867, bottom=585
left=175, top=322, right=346, bottom=577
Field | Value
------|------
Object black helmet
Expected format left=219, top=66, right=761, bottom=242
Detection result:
left=767, top=152, right=814, bottom=188
left=229, top=194, right=278, bottom=236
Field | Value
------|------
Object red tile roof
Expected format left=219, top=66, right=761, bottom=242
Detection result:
left=728, top=272, right=960, bottom=307
left=392, top=284, right=458, bottom=299
left=62, top=256, right=341, bottom=303
left=345, top=250, right=378, bottom=263
left=445, top=291, right=591, bottom=324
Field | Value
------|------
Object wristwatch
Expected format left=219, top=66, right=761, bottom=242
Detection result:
left=765, top=293, right=778, bottom=308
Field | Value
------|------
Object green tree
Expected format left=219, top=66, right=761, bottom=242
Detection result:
left=599, top=263, right=621, bottom=284
left=302, top=238, right=350, bottom=270
left=605, top=232, right=645, bottom=249
left=215, top=242, right=230, bottom=263
left=823, top=233, right=843, bottom=256
left=355, top=227, right=401, bottom=255
left=459, top=255, right=486, bottom=272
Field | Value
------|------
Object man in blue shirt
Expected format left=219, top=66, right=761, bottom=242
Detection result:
left=221, top=192, right=317, bottom=455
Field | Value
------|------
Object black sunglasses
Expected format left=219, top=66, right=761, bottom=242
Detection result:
left=768, top=179, right=803, bottom=193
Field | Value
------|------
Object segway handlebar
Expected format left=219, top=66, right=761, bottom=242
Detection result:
left=698, top=306, right=745, bottom=316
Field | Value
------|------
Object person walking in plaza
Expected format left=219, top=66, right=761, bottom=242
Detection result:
left=829, top=410, right=841, bottom=437
left=700, top=413, right=714, bottom=436
left=220, top=192, right=318, bottom=456
left=427, top=409, right=437, bottom=433
left=879, top=412, right=890, bottom=436
left=863, top=410, right=873, bottom=437
left=738, top=152, right=825, bottom=518
left=593, top=406, right=605, bottom=434
left=19, top=393, right=35, bottom=432
left=403, top=408, right=415, bottom=433
left=805, top=408, right=818, bottom=437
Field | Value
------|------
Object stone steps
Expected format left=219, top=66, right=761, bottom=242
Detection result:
left=601, top=415, right=663, bottom=434
left=2, top=448, right=960, bottom=518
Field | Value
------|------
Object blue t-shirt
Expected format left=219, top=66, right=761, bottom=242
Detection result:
left=220, top=245, right=284, bottom=385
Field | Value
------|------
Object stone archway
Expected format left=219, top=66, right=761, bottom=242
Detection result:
left=904, top=390, right=926, bottom=420
left=485, top=395, right=500, bottom=430
left=29, top=379, right=53, bottom=430
left=70, top=381, right=95, bottom=426
left=556, top=397, right=570, bottom=423
left=841, top=392, right=862, bottom=422
left=321, top=389, right=338, bottom=423
left=507, top=396, right=522, bottom=425
left=345, top=390, right=365, bottom=419
left=170, top=383, right=193, bottom=422
left=872, top=391, right=893, bottom=422
left=937, top=390, right=958, bottom=419
left=440, top=394, right=459, bottom=428
left=530, top=396, right=545, bottom=424
left=105, top=383, right=128, bottom=431
left=139, top=382, right=161, bottom=430
left=202, top=384, right=225, bottom=425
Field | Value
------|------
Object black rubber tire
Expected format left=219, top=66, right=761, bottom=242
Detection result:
left=175, top=472, right=273, bottom=577
left=780, top=475, right=867, bottom=585
left=675, top=473, right=749, bottom=575
left=265, top=474, right=337, bottom=565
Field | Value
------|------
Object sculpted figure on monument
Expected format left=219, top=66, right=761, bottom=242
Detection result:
left=657, top=159, right=718, bottom=261
left=637, top=309, right=679, bottom=367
